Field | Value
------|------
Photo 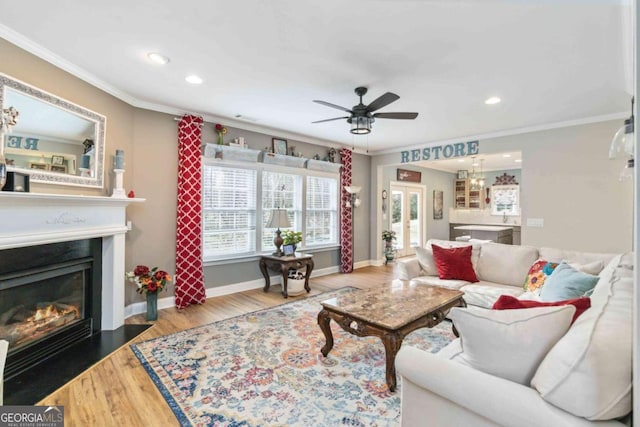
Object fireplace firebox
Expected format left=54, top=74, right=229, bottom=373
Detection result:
left=0, top=239, right=102, bottom=379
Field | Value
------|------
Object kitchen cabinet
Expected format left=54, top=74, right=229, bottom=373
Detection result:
left=454, top=179, right=483, bottom=209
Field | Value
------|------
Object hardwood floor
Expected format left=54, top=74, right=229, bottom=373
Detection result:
left=38, top=264, right=398, bottom=426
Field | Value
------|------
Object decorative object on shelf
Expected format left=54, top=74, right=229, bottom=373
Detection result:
left=128, top=190, right=135, bottom=198
left=433, top=190, right=443, bottom=220
left=493, top=173, right=519, bottom=185
left=344, top=185, right=361, bottom=208
left=312, top=86, right=418, bottom=135
left=609, top=97, right=635, bottom=182
left=28, top=162, right=48, bottom=170
left=51, top=154, right=65, bottom=166
left=215, top=123, right=227, bottom=145
left=313, top=154, right=320, bottom=160
left=111, top=150, right=126, bottom=198
left=126, top=265, right=172, bottom=321
left=50, top=165, right=67, bottom=173
left=283, top=244, right=295, bottom=256
left=485, top=187, right=491, bottom=205
left=397, top=168, right=421, bottom=183
left=0, top=105, right=20, bottom=190
left=266, top=208, right=291, bottom=256
left=272, top=138, right=288, bottom=155
left=328, top=147, right=337, bottom=163
left=457, top=170, right=468, bottom=179
left=289, top=146, right=296, bottom=156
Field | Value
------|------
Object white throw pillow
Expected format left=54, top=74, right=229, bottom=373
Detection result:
left=565, top=259, right=605, bottom=276
left=415, top=246, right=438, bottom=276
left=531, top=255, right=632, bottom=420
left=448, top=305, right=575, bottom=385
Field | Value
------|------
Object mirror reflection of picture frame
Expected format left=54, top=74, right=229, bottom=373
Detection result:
left=272, top=138, right=288, bottom=155
left=29, top=162, right=49, bottom=171
left=457, top=170, right=468, bottom=179
left=51, top=155, right=65, bottom=166
left=283, top=244, right=295, bottom=256
left=50, top=165, right=68, bottom=174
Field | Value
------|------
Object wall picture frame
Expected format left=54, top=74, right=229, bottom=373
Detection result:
left=51, top=155, right=65, bottom=166
left=433, top=190, right=444, bottom=220
left=50, top=164, right=68, bottom=173
left=397, top=168, right=421, bottom=183
left=283, top=244, right=295, bottom=256
left=272, top=138, right=288, bottom=155
left=29, top=162, right=49, bottom=171
left=457, top=170, right=468, bottom=179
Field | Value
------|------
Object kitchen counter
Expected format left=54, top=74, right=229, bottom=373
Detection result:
left=454, top=225, right=513, bottom=232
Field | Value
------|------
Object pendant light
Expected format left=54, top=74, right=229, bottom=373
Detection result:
left=470, top=156, right=479, bottom=189
left=609, top=97, right=634, bottom=159
left=479, top=159, right=486, bottom=188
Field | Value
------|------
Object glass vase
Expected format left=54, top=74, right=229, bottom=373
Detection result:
left=217, top=132, right=224, bottom=145
left=146, top=292, right=158, bottom=321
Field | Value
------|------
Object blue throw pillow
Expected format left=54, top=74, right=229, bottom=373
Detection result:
left=539, top=262, right=599, bottom=302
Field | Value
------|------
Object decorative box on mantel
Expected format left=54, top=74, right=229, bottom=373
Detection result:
left=262, top=152, right=307, bottom=168
left=306, top=159, right=342, bottom=173
left=0, top=192, right=145, bottom=331
left=204, top=143, right=261, bottom=162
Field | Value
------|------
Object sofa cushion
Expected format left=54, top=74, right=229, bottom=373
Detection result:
left=432, top=245, right=479, bottom=282
left=415, top=246, right=438, bottom=276
left=427, top=239, right=483, bottom=269
left=476, top=243, right=539, bottom=286
left=531, top=255, right=633, bottom=420
left=538, top=262, right=598, bottom=302
left=492, top=294, right=590, bottom=324
left=459, top=281, right=524, bottom=308
left=522, top=259, right=559, bottom=295
left=566, top=259, right=605, bottom=276
left=448, top=305, right=575, bottom=385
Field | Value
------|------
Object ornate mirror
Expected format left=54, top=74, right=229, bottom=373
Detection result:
left=0, top=73, right=106, bottom=188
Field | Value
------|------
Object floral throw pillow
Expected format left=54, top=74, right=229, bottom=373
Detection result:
left=523, top=259, right=559, bottom=295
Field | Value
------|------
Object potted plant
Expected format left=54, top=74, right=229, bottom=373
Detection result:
left=126, top=265, right=171, bottom=321
left=282, top=230, right=303, bottom=251
left=382, top=230, right=396, bottom=248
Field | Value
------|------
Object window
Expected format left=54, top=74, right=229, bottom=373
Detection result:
left=491, top=185, right=520, bottom=216
left=306, top=176, right=338, bottom=246
left=202, top=161, right=339, bottom=262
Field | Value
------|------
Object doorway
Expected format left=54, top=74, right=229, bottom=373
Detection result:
left=390, top=183, right=425, bottom=257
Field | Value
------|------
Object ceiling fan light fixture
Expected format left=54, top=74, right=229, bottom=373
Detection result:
left=350, top=116, right=371, bottom=134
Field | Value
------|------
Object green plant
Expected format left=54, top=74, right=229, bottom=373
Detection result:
left=381, top=230, right=396, bottom=242
left=282, top=230, right=303, bottom=245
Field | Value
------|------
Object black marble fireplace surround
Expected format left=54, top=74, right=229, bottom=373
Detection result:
left=1, top=239, right=150, bottom=404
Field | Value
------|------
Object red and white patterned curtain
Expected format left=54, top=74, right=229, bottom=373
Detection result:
left=340, top=148, right=353, bottom=273
left=175, top=115, right=207, bottom=309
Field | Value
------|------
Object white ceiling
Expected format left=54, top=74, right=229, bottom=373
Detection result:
left=0, top=1, right=632, bottom=154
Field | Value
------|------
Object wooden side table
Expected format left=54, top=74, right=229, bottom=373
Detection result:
left=259, top=253, right=314, bottom=298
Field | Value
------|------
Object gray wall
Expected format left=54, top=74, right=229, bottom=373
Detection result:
left=371, top=120, right=633, bottom=256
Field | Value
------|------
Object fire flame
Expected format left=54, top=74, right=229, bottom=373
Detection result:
left=30, top=304, right=80, bottom=323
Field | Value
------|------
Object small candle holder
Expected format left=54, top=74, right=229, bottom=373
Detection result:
left=111, top=168, right=126, bottom=198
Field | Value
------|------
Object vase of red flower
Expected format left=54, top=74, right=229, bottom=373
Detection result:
left=126, top=265, right=171, bottom=321
left=215, top=123, right=227, bottom=145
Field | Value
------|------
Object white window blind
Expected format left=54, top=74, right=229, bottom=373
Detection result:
left=261, top=171, right=302, bottom=252
left=306, top=176, right=338, bottom=246
left=202, top=165, right=257, bottom=258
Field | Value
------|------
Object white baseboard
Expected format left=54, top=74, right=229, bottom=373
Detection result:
left=123, top=264, right=345, bottom=318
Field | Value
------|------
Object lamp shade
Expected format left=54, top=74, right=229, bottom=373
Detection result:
left=266, top=209, right=291, bottom=229
left=350, top=116, right=371, bottom=134
left=344, top=185, right=362, bottom=194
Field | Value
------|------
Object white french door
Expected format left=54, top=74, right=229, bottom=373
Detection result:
left=390, top=183, right=425, bottom=257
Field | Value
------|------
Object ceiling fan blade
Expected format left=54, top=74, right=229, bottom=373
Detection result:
left=373, top=112, right=419, bottom=120
left=313, top=100, right=353, bottom=113
left=312, top=116, right=350, bottom=123
left=366, top=92, right=400, bottom=112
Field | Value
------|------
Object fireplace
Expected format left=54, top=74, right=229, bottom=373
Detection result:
left=0, top=239, right=102, bottom=379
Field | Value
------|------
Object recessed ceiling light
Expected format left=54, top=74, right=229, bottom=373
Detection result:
left=185, top=75, right=203, bottom=84
left=502, top=154, right=511, bottom=158
left=472, top=162, right=479, bottom=167
left=515, top=159, right=522, bottom=163
left=485, top=96, right=501, bottom=105
left=457, top=159, right=465, bottom=162
left=147, top=52, right=170, bottom=65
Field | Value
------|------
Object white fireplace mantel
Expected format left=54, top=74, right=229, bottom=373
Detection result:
left=0, top=192, right=144, bottom=330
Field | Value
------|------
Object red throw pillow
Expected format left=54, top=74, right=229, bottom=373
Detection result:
left=431, top=244, right=479, bottom=283
left=492, top=294, right=591, bottom=324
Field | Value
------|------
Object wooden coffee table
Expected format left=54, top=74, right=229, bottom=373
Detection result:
left=317, top=284, right=465, bottom=391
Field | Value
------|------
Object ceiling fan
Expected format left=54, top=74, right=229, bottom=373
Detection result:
left=312, top=86, right=418, bottom=134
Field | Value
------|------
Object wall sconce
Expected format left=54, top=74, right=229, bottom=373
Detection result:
left=344, top=185, right=362, bottom=208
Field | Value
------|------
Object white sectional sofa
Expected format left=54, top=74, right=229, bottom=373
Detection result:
left=396, top=240, right=633, bottom=426
left=397, top=239, right=617, bottom=308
